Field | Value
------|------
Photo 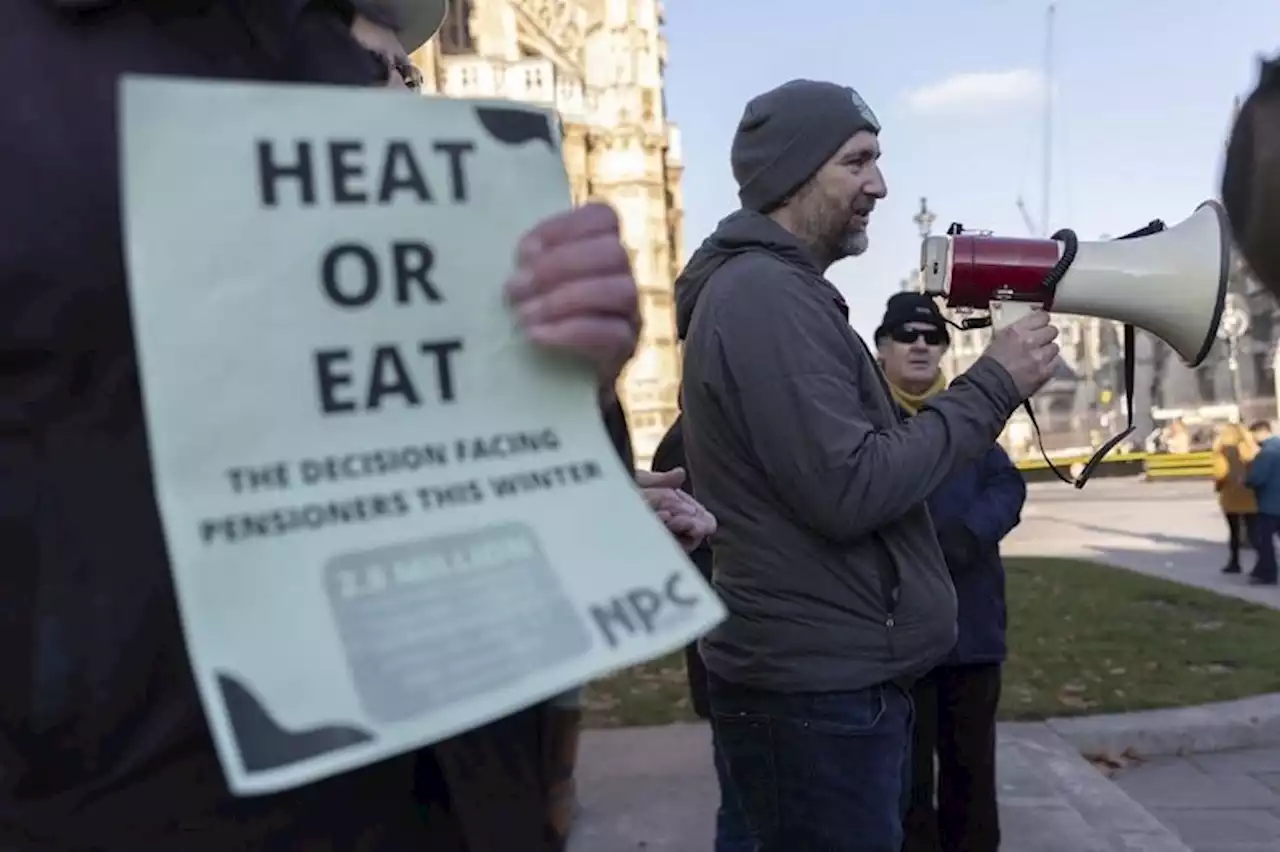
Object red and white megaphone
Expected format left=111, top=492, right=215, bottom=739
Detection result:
left=918, top=200, right=1231, bottom=368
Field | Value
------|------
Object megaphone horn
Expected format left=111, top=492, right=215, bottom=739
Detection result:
left=919, top=200, right=1231, bottom=368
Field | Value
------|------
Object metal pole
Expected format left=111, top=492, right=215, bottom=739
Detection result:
left=913, top=196, right=935, bottom=239
left=1273, top=344, right=1280, bottom=424
left=1228, top=338, right=1244, bottom=418
left=1220, top=293, right=1252, bottom=421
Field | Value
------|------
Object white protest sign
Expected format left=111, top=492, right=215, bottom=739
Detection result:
left=118, top=76, right=724, bottom=796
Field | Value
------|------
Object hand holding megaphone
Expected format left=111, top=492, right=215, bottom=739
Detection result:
left=980, top=310, right=1061, bottom=399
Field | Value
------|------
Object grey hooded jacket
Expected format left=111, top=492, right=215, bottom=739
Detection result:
left=677, top=210, right=1024, bottom=693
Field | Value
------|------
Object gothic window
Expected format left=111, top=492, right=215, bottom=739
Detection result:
left=643, top=291, right=675, bottom=347
left=642, top=290, right=672, bottom=319
left=439, top=0, right=474, bottom=55
left=633, top=412, right=663, bottom=430
left=641, top=90, right=656, bottom=122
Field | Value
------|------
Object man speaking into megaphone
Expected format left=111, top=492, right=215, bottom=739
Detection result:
left=675, top=78, right=1061, bottom=852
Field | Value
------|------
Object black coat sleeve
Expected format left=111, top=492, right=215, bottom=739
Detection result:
left=650, top=415, right=683, bottom=477
left=601, top=398, right=635, bottom=471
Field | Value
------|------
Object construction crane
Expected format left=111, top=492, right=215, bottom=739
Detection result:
left=1015, top=3, right=1054, bottom=239
left=1015, top=196, right=1037, bottom=236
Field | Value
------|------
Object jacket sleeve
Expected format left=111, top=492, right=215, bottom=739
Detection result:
left=959, top=445, right=1026, bottom=548
left=1247, top=449, right=1269, bottom=489
left=601, top=398, right=635, bottom=471
left=651, top=417, right=683, bottom=475
left=708, top=265, right=1024, bottom=544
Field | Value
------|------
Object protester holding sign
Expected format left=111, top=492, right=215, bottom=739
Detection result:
left=336, top=11, right=718, bottom=848
left=0, top=2, right=678, bottom=851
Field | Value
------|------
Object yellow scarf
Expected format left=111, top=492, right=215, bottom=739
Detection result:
left=887, top=372, right=947, bottom=415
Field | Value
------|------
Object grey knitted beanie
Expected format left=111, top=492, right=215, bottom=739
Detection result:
left=731, top=79, right=880, bottom=213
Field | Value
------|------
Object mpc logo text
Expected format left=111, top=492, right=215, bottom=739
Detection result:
left=588, top=570, right=700, bottom=649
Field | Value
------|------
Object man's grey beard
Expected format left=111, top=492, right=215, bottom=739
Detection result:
left=838, top=229, right=870, bottom=258
left=803, top=215, right=870, bottom=268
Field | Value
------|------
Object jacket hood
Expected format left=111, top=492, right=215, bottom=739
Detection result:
left=674, top=209, right=821, bottom=340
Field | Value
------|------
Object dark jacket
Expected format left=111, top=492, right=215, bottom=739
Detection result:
left=2, top=3, right=625, bottom=850
left=926, top=443, right=1025, bottom=665
left=676, top=210, right=1023, bottom=693
left=650, top=415, right=713, bottom=719
left=1246, top=436, right=1280, bottom=515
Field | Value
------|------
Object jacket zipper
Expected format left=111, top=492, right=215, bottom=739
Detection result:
left=872, top=534, right=900, bottom=659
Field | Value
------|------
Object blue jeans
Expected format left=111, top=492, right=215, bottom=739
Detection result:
left=713, top=726, right=755, bottom=852
left=708, top=674, right=914, bottom=852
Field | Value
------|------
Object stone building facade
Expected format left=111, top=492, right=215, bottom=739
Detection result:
left=409, top=0, right=684, bottom=467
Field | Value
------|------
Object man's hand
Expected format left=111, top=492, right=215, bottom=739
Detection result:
left=505, top=203, right=640, bottom=390
left=981, top=310, right=1061, bottom=399
left=636, top=467, right=717, bottom=553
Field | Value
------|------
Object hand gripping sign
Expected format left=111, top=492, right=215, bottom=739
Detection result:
left=119, top=77, right=724, bottom=795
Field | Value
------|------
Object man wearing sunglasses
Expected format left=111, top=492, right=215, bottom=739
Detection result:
left=873, top=294, right=1025, bottom=852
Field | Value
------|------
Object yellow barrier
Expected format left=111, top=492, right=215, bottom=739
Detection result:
left=1015, top=452, right=1149, bottom=483
left=1142, top=451, right=1215, bottom=479
left=1015, top=452, right=1147, bottom=472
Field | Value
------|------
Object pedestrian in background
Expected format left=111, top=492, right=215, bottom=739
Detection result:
left=874, top=294, right=1026, bottom=852
left=1165, top=419, right=1193, bottom=455
left=1211, top=422, right=1260, bottom=576
left=1245, top=421, right=1280, bottom=587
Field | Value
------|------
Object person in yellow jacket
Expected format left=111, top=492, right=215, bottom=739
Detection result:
left=1212, top=422, right=1261, bottom=575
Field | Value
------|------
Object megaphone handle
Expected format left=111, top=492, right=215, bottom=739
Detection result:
left=989, top=301, right=1043, bottom=329
left=995, top=299, right=1074, bottom=486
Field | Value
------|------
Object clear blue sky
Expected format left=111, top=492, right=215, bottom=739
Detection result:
left=662, top=0, right=1280, bottom=342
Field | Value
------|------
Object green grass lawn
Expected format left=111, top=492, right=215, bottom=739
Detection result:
left=583, top=557, right=1280, bottom=728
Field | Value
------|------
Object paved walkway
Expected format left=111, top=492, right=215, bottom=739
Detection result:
left=570, top=722, right=1189, bottom=852
left=1114, top=748, right=1280, bottom=852
left=1010, top=479, right=1280, bottom=850
left=570, top=477, right=1280, bottom=851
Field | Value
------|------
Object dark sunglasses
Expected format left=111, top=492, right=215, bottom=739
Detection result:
left=890, top=327, right=948, bottom=346
left=368, top=49, right=424, bottom=91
